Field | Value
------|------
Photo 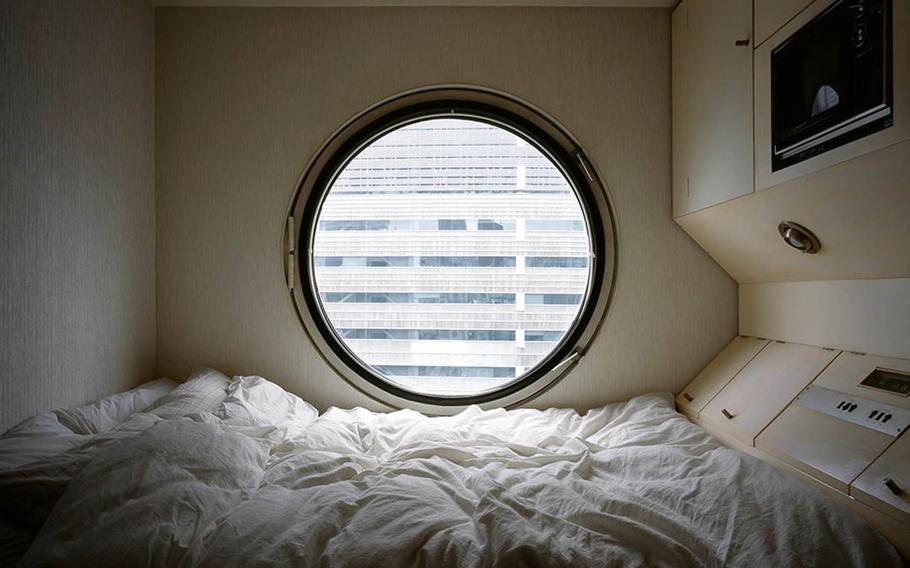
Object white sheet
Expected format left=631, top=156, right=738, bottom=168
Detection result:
left=8, top=378, right=902, bottom=567
left=0, top=412, right=85, bottom=473
left=0, top=378, right=176, bottom=472
left=53, top=378, right=177, bottom=435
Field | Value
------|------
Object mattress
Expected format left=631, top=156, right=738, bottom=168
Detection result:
left=0, top=373, right=901, bottom=567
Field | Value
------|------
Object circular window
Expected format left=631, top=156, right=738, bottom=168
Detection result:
left=289, top=88, right=615, bottom=411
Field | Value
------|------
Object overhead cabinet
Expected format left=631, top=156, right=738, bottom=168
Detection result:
left=671, top=0, right=910, bottom=284
left=754, top=0, right=910, bottom=191
left=672, top=0, right=753, bottom=218
left=753, top=0, right=814, bottom=48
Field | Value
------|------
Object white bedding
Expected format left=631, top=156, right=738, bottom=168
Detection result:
left=0, top=378, right=176, bottom=472
left=2, top=375, right=901, bottom=567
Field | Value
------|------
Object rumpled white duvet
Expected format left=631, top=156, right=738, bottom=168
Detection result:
left=1, top=375, right=901, bottom=567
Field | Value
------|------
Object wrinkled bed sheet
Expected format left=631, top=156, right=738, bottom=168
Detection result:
left=1, top=376, right=901, bottom=567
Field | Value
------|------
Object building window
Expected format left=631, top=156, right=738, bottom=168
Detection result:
left=478, top=219, right=512, bottom=231
left=320, top=292, right=516, bottom=304
left=525, top=293, right=584, bottom=305
left=526, top=219, right=585, bottom=232
left=526, top=256, right=589, bottom=268
left=438, top=219, right=468, bottom=230
left=289, top=88, right=615, bottom=409
left=338, top=329, right=517, bottom=341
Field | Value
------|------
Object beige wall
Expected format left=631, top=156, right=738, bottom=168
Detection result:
left=741, top=279, right=910, bottom=360
left=0, top=0, right=157, bottom=433
left=156, top=7, right=737, bottom=412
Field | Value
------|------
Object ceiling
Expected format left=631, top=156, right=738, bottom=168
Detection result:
left=155, top=1, right=677, bottom=7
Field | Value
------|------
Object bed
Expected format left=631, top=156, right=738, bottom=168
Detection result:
left=0, top=369, right=902, bottom=567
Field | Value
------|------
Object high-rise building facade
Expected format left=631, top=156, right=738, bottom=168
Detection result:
left=313, top=119, right=591, bottom=396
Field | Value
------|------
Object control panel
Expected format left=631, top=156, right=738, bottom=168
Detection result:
left=794, top=385, right=910, bottom=437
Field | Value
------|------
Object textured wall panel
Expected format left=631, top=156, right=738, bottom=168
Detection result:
left=0, top=0, right=157, bottom=433
left=155, top=7, right=736, bottom=412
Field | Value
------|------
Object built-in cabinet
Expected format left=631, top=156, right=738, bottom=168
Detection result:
left=675, top=336, right=768, bottom=416
left=677, top=339, right=910, bottom=558
left=757, top=352, right=910, bottom=493
left=671, top=0, right=910, bottom=283
left=672, top=0, right=910, bottom=557
left=753, top=0, right=814, bottom=48
left=699, top=341, right=837, bottom=445
left=854, top=433, right=910, bottom=526
left=671, top=0, right=753, bottom=217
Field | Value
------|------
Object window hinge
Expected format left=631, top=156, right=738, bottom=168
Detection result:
left=287, top=216, right=295, bottom=253
left=286, top=216, right=295, bottom=290
left=287, top=253, right=295, bottom=290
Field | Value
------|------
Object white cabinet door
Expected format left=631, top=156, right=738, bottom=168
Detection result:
left=675, top=336, right=769, bottom=417
left=673, top=0, right=754, bottom=218
left=852, top=433, right=910, bottom=525
left=671, top=1, right=691, bottom=219
left=701, top=341, right=838, bottom=445
left=756, top=352, right=910, bottom=493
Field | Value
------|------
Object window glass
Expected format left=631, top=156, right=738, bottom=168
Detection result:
left=438, top=219, right=468, bottom=230
left=337, top=328, right=517, bottom=341
left=524, top=330, right=565, bottom=342
left=526, top=219, right=585, bottom=232
left=313, top=118, right=591, bottom=396
left=526, top=256, right=589, bottom=268
left=525, top=293, right=583, bottom=305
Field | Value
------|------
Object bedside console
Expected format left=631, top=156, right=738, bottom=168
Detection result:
left=678, top=338, right=910, bottom=559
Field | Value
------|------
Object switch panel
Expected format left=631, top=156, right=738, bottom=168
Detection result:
left=795, top=385, right=910, bottom=437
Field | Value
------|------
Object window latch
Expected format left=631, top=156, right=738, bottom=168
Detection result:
left=576, top=152, right=595, bottom=183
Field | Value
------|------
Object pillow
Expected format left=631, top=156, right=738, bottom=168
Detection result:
left=146, top=368, right=231, bottom=418
left=0, top=413, right=85, bottom=472
left=53, top=378, right=177, bottom=435
left=216, top=376, right=318, bottom=429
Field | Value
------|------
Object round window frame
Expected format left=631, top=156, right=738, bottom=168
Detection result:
left=286, top=87, right=617, bottom=413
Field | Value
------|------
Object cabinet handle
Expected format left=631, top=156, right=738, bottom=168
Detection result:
left=721, top=408, right=735, bottom=420
left=735, top=39, right=750, bottom=47
left=683, top=393, right=694, bottom=402
left=884, top=478, right=903, bottom=496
